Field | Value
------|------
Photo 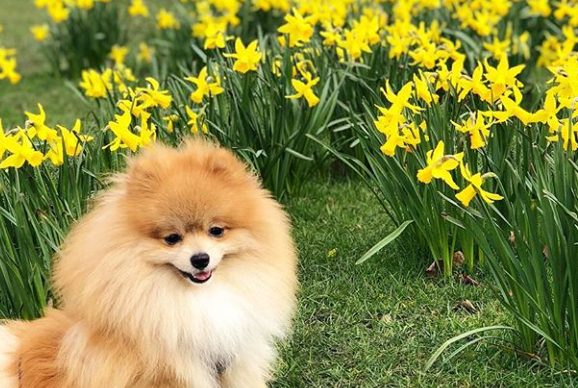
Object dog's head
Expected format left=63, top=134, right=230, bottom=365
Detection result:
left=118, top=139, right=270, bottom=286
left=56, top=140, right=288, bottom=296
left=54, top=139, right=297, bottom=351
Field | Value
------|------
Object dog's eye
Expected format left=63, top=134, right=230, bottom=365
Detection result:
left=164, top=234, right=183, bottom=246
left=209, top=226, right=225, bottom=238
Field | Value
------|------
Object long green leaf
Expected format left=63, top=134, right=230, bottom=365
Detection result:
left=356, top=220, right=413, bottom=265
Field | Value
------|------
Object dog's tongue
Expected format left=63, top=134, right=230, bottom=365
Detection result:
left=194, top=271, right=212, bottom=281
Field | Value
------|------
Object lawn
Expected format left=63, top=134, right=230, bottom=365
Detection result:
left=277, top=179, right=568, bottom=388
left=0, top=0, right=88, bottom=126
left=0, top=0, right=576, bottom=387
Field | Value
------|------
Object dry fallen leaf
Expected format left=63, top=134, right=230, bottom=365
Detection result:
left=459, top=274, right=480, bottom=287
left=426, top=261, right=440, bottom=276
left=509, top=230, right=516, bottom=244
left=453, top=251, right=465, bottom=268
left=380, top=313, right=393, bottom=324
left=454, top=299, right=477, bottom=314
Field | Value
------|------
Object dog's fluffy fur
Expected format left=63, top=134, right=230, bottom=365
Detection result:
left=0, top=140, right=298, bottom=388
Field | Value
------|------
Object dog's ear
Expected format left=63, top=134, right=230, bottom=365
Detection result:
left=204, top=148, right=242, bottom=175
left=180, top=138, right=253, bottom=181
left=203, top=147, right=258, bottom=186
left=124, top=145, right=170, bottom=196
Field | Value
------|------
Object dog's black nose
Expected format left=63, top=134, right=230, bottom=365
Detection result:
left=191, top=253, right=210, bottom=269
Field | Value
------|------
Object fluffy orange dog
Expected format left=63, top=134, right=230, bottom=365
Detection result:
left=0, top=140, right=298, bottom=388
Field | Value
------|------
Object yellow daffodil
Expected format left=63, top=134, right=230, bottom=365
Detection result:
left=286, top=72, right=320, bottom=107
left=513, top=32, right=531, bottom=60
left=185, top=106, right=208, bottom=134
left=483, top=36, right=510, bottom=60
left=433, top=61, right=451, bottom=92
left=278, top=9, right=314, bottom=47
left=413, top=72, right=439, bottom=106
left=0, top=48, right=21, bottom=84
left=104, top=108, right=142, bottom=152
left=0, top=57, right=21, bottom=84
left=128, top=0, right=149, bottom=17
left=528, top=0, right=551, bottom=17
left=26, top=104, right=58, bottom=142
left=377, top=120, right=406, bottom=156
left=448, top=58, right=465, bottom=91
left=163, top=114, right=179, bottom=132
left=79, top=69, right=113, bottom=99
left=353, top=16, right=380, bottom=45
left=417, top=141, right=463, bottom=190
left=47, top=1, right=70, bottom=24
left=437, top=38, right=465, bottom=63
left=293, top=52, right=316, bottom=79
left=74, top=0, right=95, bottom=8
left=203, top=21, right=227, bottom=50
left=378, top=120, right=426, bottom=156
left=456, top=163, right=503, bottom=207
left=374, top=81, right=424, bottom=155
left=253, top=0, right=290, bottom=12
left=549, top=56, right=578, bottom=108
left=137, top=42, right=154, bottom=63
left=533, top=90, right=561, bottom=133
left=338, top=28, right=371, bottom=60
left=409, top=43, right=437, bottom=70
left=30, top=25, right=49, bottom=42
left=0, top=130, right=43, bottom=169
left=537, top=35, right=561, bottom=68
left=44, top=139, right=65, bottom=166
left=484, top=55, right=525, bottom=100
left=109, top=45, right=128, bottom=67
left=45, top=124, right=88, bottom=166
left=401, top=121, right=427, bottom=150
left=56, top=119, right=93, bottom=157
left=385, top=19, right=414, bottom=60
left=451, top=112, right=493, bottom=149
left=156, top=9, right=180, bottom=30
left=485, top=92, right=539, bottom=126
left=320, top=27, right=341, bottom=46
left=224, top=38, right=262, bottom=73
left=381, top=81, right=423, bottom=115
left=185, top=66, right=224, bottom=104
left=136, top=77, right=172, bottom=110
left=546, top=118, right=578, bottom=151
left=272, top=58, right=282, bottom=77
left=137, top=111, right=156, bottom=148
left=457, top=62, right=491, bottom=102
left=76, top=0, right=94, bottom=10
left=112, top=65, right=136, bottom=97
left=554, top=0, right=577, bottom=21
left=117, top=97, right=150, bottom=119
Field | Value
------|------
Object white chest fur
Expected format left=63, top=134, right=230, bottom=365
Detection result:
left=187, top=284, right=257, bottom=368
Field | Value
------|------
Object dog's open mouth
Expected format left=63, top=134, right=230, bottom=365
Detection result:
left=177, top=269, right=213, bottom=284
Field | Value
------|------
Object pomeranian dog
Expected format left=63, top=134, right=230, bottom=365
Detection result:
left=0, top=140, right=298, bottom=388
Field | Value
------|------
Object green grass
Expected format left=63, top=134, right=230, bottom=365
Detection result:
left=274, top=178, right=570, bottom=387
left=0, top=73, right=88, bottom=127
left=0, top=0, right=45, bottom=74
left=0, top=1, right=575, bottom=386
left=0, top=0, right=163, bottom=126
left=0, top=0, right=88, bottom=126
